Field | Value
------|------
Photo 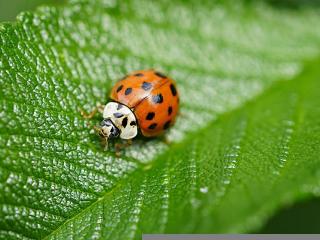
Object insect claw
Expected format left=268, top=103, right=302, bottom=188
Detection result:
left=80, top=108, right=98, bottom=119
left=103, top=140, right=109, bottom=151
left=162, top=135, right=171, bottom=145
left=115, top=151, right=121, bottom=157
left=93, top=126, right=101, bottom=133
left=81, top=103, right=105, bottom=119
left=97, top=103, right=105, bottom=114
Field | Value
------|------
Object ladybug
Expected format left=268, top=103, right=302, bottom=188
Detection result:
left=88, top=70, right=179, bottom=145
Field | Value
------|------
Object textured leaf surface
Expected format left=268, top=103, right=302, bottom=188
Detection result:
left=0, top=0, right=320, bottom=239
left=0, top=0, right=65, bottom=22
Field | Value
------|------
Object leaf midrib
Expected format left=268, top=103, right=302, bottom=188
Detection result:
left=42, top=169, right=133, bottom=240
left=41, top=68, right=302, bottom=239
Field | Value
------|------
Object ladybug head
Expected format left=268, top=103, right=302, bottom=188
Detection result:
left=99, top=119, right=120, bottom=139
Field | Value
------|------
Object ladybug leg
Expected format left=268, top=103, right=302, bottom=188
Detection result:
left=115, top=151, right=121, bottom=157
left=114, top=143, right=123, bottom=156
left=114, top=139, right=133, bottom=156
left=177, top=111, right=184, bottom=117
left=81, top=103, right=105, bottom=132
left=80, top=108, right=97, bottom=119
left=80, top=103, right=105, bottom=119
left=116, top=139, right=133, bottom=148
left=93, top=125, right=101, bottom=134
left=102, top=138, right=109, bottom=151
left=92, top=125, right=110, bottom=151
left=97, top=104, right=105, bottom=114
left=161, top=135, right=171, bottom=145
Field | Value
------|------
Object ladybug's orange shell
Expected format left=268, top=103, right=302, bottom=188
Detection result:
left=110, top=70, right=179, bottom=137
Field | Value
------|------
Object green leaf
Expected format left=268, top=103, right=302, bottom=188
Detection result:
left=0, top=0, right=65, bottom=22
left=0, top=0, right=320, bottom=239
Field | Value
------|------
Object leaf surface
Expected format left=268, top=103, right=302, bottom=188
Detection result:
left=0, top=0, right=320, bottom=239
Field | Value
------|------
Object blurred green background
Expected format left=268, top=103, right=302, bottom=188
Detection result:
left=260, top=197, right=320, bottom=233
left=1, top=0, right=320, bottom=22
left=0, top=0, right=65, bottom=22
left=1, top=0, right=320, bottom=234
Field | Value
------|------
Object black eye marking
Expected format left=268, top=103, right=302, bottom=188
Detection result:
left=146, top=112, right=155, bottom=120
left=168, top=106, right=173, bottom=115
left=117, top=104, right=123, bottom=110
left=125, top=87, right=132, bottom=95
left=170, top=84, right=177, bottom=96
left=134, top=73, right=144, bottom=77
left=122, top=117, right=128, bottom=128
left=148, top=123, right=157, bottom=129
left=152, top=94, right=163, bottom=104
left=113, top=112, right=124, bottom=118
left=116, top=85, right=123, bottom=93
left=141, top=81, right=152, bottom=91
left=163, top=120, right=171, bottom=130
left=130, top=121, right=136, bottom=126
left=155, top=71, right=167, bottom=78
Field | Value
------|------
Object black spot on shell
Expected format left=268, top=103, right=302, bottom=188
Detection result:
left=130, top=121, right=136, bottom=126
left=117, top=104, right=123, bottom=110
left=170, top=84, right=177, bottom=96
left=122, top=117, right=128, bottom=128
left=155, top=71, right=167, bottom=78
left=163, top=120, right=171, bottom=130
left=148, top=123, right=157, bottom=130
left=152, top=94, right=163, bottom=104
left=113, top=112, right=124, bottom=118
left=116, top=85, right=123, bottom=92
left=146, top=112, right=155, bottom=120
left=141, top=81, right=152, bottom=91
left=168, top=106, right=173, bottom=115
left=125, top=87, right=132, bottom=95
left=134, top=73, right=144, bottom=77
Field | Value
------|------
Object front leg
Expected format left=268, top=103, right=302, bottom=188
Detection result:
left=93, top=125, right=110, bottom=151
left=80, top=103, right=105, bottom=119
